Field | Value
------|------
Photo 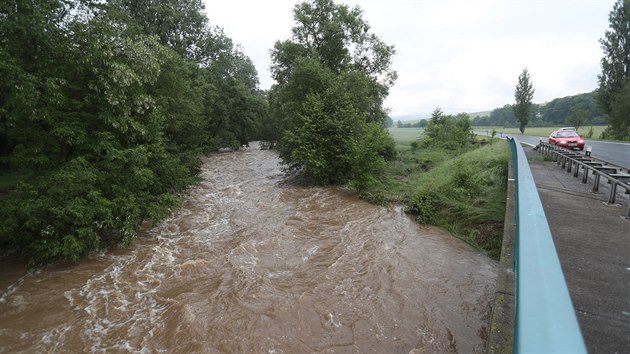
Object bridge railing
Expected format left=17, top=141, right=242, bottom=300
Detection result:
left=507, top=136, right=587, bottom=353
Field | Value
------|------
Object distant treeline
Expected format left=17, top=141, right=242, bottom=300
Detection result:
left=393, top=91, right=608, bottom=128
left=395, top=119, right=428, bottom=128
left=473, top=92, right=606, bottom=127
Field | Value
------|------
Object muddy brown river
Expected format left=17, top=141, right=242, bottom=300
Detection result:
left=0, top=144, right=497, bottom=353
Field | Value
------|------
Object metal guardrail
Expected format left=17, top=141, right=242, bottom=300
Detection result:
left=507, top=136, right=587, bottom=353
left=536, top=142, right=630, bottom=218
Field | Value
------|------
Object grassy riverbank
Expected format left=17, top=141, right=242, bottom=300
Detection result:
left=362, top=128, right=509, bottom=259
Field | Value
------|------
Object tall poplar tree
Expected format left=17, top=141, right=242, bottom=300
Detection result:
left=513, top=68, right=535, bottom=134
left=597, top=0, right=630, bottom=140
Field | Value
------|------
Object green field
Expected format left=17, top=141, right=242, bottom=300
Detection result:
left=387, top=127, right=424, bottom=144
left=473, top=126, right=608, bottom=139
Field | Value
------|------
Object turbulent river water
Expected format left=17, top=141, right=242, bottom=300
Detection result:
left=0, top=143, right=497, bottom=353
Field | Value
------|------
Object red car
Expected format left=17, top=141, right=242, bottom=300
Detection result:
left=548, top=130, right=585, bottom=150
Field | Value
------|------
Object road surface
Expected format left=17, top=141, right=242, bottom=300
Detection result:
left=481, top=133, right=630, bottom=170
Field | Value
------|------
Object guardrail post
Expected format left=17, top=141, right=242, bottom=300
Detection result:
left=582, top=167, right=589, bottom=183
left=608, top=181, right=618, bottom=204
left=593, top=173, right=601, bottom=192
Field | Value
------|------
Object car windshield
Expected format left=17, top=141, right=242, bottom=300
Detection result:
left=557, top=131, right=579, bottom=138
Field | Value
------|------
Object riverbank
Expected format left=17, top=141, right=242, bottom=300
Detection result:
left=362, top=131, right=510, bottom=260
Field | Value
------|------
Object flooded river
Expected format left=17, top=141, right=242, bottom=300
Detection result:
left=0, top=144, right=497, bottom=353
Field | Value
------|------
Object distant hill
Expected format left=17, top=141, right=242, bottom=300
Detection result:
left=390, top=92, right=606, bottom=127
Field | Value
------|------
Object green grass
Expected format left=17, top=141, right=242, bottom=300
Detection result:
left=473, top=126, right=608, bottom=139
left=387, top=127, right=424, bottom=145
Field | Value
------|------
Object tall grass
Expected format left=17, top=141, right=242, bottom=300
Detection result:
left=387, top=128, right=424, bottom=145
left=405, top=144, right=509, bottom=258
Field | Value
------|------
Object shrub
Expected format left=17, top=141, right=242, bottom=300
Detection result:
left=420, top=108, right=474, bottom=152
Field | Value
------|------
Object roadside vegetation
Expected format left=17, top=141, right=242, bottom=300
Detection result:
left=363, top=109, right=509, bottom=260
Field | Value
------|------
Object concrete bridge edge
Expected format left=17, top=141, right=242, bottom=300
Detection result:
left=486, top=157, right=516, bottom=353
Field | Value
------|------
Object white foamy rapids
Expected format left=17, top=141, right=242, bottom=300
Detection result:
left=0, top=274, right=29, bottom=305
left=62, top=247, right=176, bottom=352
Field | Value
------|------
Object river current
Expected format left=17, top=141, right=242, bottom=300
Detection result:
left=0, top=143, right=497, bottom=353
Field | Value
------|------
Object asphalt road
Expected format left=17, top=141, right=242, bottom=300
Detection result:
left=485, top=133, right=630, bottom=170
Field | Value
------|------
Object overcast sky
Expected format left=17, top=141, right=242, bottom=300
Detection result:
left=204, top=0, right=615, bottom=118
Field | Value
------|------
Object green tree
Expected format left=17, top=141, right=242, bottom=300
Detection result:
left=283, top=74, right=388, bottom=185
left=539, top=92, right=606, bottom=126
left=270, top=0, right=396, bottom=187
left=608, top=80, right=630, bottom=139
left=565, top=109, right=588, bottom=131
left=0, top=0, right=266, bottom=266
left=488, top=105, right=516, bottom=127
left=202, top=57, right=257, bottom=149
left=112, top=0, right=207, bottom=58
left=1, top=2, right=181, bottom=264
left=597, top=0, right=630, bottom=139
left=597, top=0, right=630, bottom=114
left=513, top=68, right=535, bottom=133
left=421, top=108, right=473, bottom=151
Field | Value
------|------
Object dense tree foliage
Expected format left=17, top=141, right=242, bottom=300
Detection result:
left=565, top=109, right=588, bottom=131
left=0, top=0, right=266, bottom=266
left=537, top=92, right=606, bottom=126
left=607, top=80, right=630, bottom=139
left=269, top=0, right=396, bottom=187
left=513, top=68, right=535, bottom=133
left=597, top=0, right=630, bottom=140
left=597, top=0, right=630, bottom=114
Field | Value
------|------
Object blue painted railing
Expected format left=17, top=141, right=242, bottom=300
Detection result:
left=508, top=136, right=587, bottom=353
